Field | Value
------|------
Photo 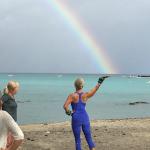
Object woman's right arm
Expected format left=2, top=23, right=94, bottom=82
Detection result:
left=63, top=95, right=73, bottom=111
left=63, top=94, right=73, bottom=115
left=6, top=140, right=23, bottom=150
left=4, top=112, right=24, bottom=150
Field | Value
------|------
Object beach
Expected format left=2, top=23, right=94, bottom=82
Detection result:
left=19, top=118, right=150, bottom=150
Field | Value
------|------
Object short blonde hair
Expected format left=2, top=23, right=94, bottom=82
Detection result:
left=7, top=81, right=17, bottom=91
left=74, top=78, right=85, bottom=90
left=15, top=82, right=20, bottom=88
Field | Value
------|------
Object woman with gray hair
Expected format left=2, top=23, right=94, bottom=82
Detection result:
left=63, top=76, right=108, bottom=150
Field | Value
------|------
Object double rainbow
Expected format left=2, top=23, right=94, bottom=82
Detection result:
left=47, top=0, right=117, bottom=74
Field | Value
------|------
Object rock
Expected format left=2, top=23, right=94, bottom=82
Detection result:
left=129, top=101, right=149, bottom=105
left=27, top=137, right=31, bottom=141
left=43, top=123, right=48, bottom=125
left=26, top=137, right=35, bottom=141
left=138, top=75, right=150, bottom=77
left=17, top=100, right=31, bottom=103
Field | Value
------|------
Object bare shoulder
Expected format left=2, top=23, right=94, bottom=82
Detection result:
left=68, top=93, right=74, bottom=98
left=70, top=93, right=77, bottom=99
left=82, top=92, right=88, bottom=101
left=70, top=93, right=79, bottom=102
left=67, top=93, right=75, bottom=101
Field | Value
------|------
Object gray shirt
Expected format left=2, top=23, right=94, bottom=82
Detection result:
left=2, top=94, right=17, bottom=121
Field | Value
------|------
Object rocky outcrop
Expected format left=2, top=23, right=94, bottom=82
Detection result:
left=129, top=101, right=149, bottom=105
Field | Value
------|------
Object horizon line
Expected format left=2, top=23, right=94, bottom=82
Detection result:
left=0, top=72, right=149, bottom=75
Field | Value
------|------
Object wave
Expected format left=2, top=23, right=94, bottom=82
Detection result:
left=8, top=74, right=15, bottom=77
left=57, top=75, right=63, bottom=78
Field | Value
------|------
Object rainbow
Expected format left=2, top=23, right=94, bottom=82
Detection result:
left=47, top=0, right=117, bottom=74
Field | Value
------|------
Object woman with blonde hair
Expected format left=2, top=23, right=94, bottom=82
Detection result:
left=2, top=81, right=20, bottom=148
left=2, top=81, right=19, bottom=122
left=63, top=76, right=108, bottom=150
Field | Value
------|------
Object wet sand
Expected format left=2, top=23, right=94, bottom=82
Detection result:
left=19, top=118, right=150, bottom=150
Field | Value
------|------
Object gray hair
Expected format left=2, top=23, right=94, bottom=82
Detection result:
left=74, top=78, right=85, bottom=90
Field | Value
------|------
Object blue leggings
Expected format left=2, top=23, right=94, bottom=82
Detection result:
left=72, top=121, right=95, bottom=150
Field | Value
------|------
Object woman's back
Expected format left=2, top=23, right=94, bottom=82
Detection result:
left=71, top=92, right=86, bottom=113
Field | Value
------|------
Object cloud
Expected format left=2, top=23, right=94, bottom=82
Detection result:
left=0, top=0, right=150, bottom=73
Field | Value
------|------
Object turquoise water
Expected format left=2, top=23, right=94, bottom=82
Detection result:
left=0, top=74, right=150, bottom=125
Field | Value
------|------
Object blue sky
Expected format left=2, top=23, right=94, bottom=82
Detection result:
left=0, top=0, right=150, bottom=74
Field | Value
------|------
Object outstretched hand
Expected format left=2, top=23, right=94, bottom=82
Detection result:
left=98, top=76, right=109, bottom=84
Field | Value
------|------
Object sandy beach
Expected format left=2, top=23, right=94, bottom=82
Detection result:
left=19, top=118, right=150, bottom=150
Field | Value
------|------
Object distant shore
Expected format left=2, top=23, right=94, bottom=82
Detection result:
left=19, top=118, right=150, bottom=150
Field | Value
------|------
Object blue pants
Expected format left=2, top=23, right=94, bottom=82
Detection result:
left=72, top=113, right=95, bottom=150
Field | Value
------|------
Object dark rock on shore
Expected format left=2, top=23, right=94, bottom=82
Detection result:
left=138, top=75, right=150, bottom=77
left=17, top=100, right=31, bottom=103
left=129, top=101, right=149, bottom=105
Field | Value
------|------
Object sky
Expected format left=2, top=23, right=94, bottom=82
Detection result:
left=0, top=0, right=150, bottom=74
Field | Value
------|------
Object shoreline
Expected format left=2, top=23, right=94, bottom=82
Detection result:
left=19, top=116, right=150, bottom=126
left=20, top=118, right=150, bottom=150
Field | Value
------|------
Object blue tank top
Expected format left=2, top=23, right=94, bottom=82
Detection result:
left=71, top=92, right=86, bottom=113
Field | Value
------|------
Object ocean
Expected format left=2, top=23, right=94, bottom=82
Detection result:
left=0, top=73, right=150, bottom=125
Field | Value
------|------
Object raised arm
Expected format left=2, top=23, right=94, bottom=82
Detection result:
left=63, top=94, right=73, bottom=116
left=84, top=76, right=109, bottom=100
left=84, top=84, right=101, bottom=99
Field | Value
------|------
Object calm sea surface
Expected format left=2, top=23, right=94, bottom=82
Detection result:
left=0, top=73, right=150, bottom=124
